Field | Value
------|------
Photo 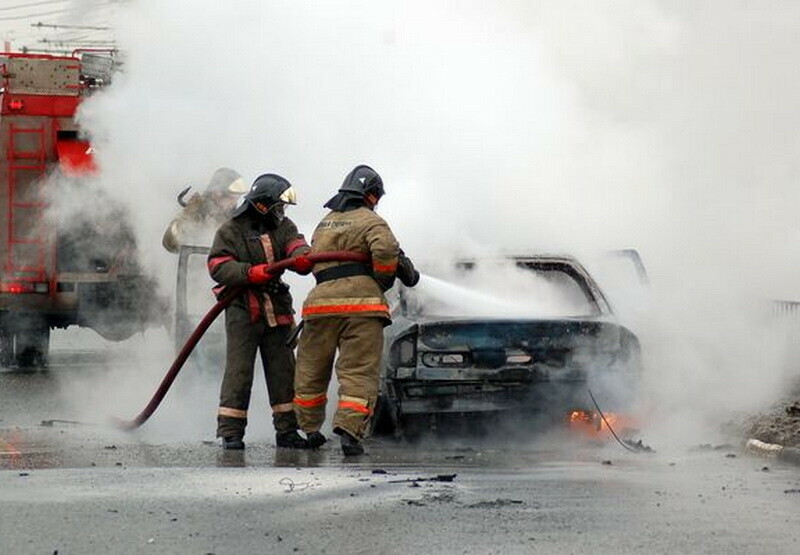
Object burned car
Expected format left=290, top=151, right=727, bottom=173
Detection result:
left=373, top=255, right=642, bottom=437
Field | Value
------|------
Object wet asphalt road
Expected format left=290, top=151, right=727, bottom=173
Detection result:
left=2, top=337, right=800, bottom=554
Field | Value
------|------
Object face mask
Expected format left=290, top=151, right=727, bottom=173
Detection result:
left=270, top=203, right=286, bottom=222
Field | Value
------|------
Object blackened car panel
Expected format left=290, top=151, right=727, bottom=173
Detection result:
left=377, top=255, right=642, bottom=432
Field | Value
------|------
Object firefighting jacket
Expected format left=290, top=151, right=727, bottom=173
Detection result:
left=207, top=211, right=310, bottom=326
left=301, top=207, right=400, bottom=322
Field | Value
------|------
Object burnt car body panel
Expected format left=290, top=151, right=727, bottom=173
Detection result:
left=376, top=255, right=641, bottom=434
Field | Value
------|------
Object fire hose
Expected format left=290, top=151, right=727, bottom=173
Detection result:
left=113, top=251, right=370, bottom=431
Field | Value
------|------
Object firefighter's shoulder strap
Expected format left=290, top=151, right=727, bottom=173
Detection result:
left=314, top=262, right=371, bottom=284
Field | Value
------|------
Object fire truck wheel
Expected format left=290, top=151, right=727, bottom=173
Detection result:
left=0, top=327, right=13, bottom=367
left=14, top=325, right=49, bottom=369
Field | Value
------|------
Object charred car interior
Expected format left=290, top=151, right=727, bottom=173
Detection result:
left=373, top=255, right=642, bottom=438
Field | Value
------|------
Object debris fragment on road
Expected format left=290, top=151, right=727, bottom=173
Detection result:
left=388, top=474, right=457, bottom=484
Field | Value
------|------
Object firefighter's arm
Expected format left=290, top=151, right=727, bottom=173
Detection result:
left=162, top=195, right=204, bottom=253
left=365, top=219, right=400, bottom=291
left=207, top=226, right=251, bottom=286
left=396, top=248, right=420, bottom=287
left=283, top=219, right=313, bottom=275
left=161, top=220, right=181, bottom=254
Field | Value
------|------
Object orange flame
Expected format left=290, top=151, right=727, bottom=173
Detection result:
left=567, top=409, right=633, bottom=438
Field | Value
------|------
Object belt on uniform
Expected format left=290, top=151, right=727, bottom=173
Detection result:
left=314, top=262, right=371, bottom=284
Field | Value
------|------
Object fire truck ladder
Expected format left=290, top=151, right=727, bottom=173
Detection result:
left=6, top=124, right=49, bottom=283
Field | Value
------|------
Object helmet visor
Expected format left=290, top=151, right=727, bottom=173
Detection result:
left=279, top=186, right=297, bottom=205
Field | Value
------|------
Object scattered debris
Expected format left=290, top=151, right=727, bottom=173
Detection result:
left=785, top=402, right=800, bottom=416
left=691, top=443, right=734, bottom=452
left=279, top=477, right=311, bottom=493
left=422, top=491, right=457, bottom=504
left=622, top=439, right=655, bottom=453
left=388, top=474, right=457, bottom=484
left=467, top=498, right=524, bottom=509
left=40, top=419, right=87, bottom=427
left=104, top=445, right=117, bottom=450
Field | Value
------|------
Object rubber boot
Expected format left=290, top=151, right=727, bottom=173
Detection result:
left=306, top=431, right=327, bottom=449
left=222, top=436, right=245, bottom=450
left=276, top=430, right=309, bottom=449
left=335, top=427, right=364, bottom=457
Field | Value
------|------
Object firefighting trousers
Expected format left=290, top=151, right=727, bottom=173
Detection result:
left=217, top=308, right=298, bottom=439
left=293, top=316, right=384, bottom=440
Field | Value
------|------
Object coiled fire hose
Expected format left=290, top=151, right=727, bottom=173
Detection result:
left=113, top=251, right=370, bottom=431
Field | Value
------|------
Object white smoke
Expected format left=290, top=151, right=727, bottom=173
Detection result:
left=59, top=0, right=800, bottom=444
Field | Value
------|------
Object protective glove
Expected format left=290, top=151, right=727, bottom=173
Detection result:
left=247, top=264, right=276, bottom=284
left=396, top=250, right=420, bottom=287
left=290, top=254, right=314, bottom=275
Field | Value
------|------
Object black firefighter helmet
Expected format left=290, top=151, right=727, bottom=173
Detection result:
left=324, top=164, right=384, bottom=211
left=339, top=165, right=384, bottom=199
left=232, top=173, right=297, bottom=218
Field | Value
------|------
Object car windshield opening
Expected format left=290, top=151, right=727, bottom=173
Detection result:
left=400, top=261, right=598, bottom=319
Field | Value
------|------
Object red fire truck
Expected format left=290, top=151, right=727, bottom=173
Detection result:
left=0, top=51, right=165, bottom=367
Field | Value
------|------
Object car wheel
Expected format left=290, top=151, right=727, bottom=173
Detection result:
left=399, top=414, right=430, bottom=443
left=370, top=395, right=397, bottom=437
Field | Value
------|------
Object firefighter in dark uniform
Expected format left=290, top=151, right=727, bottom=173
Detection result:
left=207, top=174, right=311, bottom=450
left=293, top=165, right=420, bottom=456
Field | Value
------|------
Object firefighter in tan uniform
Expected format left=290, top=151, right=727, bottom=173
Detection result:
left=207, top=174, right=312, bottom=450
left=293, top=165, right=419, bottom=456
left=163, top=167, right=249, bottom=253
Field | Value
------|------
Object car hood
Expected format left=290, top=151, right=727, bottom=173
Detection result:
left=390, top=315, right=635, bottom=354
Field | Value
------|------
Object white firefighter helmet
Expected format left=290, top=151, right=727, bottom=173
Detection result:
left=205, top=167, right=248, bottom=196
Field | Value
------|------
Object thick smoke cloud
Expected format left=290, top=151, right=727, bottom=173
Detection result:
left=68, top=0, right=800, bottom=443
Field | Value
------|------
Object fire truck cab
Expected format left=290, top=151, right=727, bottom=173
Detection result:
left=0, top=52, right=164, bottom=368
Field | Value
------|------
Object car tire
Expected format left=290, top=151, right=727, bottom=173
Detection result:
left=399, top=414, right=429, bottom=443
left=370, top=394, right=397, bottom=437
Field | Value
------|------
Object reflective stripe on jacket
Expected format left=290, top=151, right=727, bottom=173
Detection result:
left=302, top=207, right=399, bottom=322
left=208, top=212, right=309, bottom=326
